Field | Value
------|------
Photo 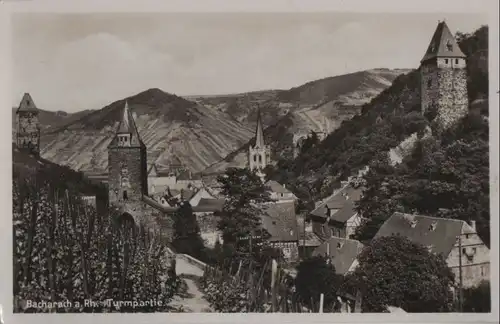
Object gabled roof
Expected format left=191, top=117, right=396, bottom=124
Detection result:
left=142, top=195, right=177, bottom=213
left=148, top=164, right=172, bottom=177
left=109, top=101, right=144, bottom=148
left=421, top=21, right=466, bottom=63
left=253, top=108, right=265, bottom=148
left=310, top=185, right=363, bottom=223
left=16, top=93, right=38, bottom=113
left=194, top=198, right=225, bottom=213
left=298, top=231, right=323, bottom=247
left=260, top=201, right=298, bottom=242
left=374, top=212, right=466, bottom=257
left=265, top=180, right=292, bottom=194
left=312, top=237, right=364, bottom=275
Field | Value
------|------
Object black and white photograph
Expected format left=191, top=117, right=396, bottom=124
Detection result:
left=1, top=0, right=498, bottom=320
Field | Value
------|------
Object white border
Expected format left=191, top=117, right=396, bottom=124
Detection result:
left=0, top=1, right=498, bottom=324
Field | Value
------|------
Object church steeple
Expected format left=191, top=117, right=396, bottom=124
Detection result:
left=248, top=107, right=271, bottom=178
left=254, top=109, right=265, bottom=148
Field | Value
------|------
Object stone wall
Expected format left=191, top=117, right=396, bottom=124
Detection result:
left=16, top=111, right=40, bottom=155
left=421, top=58, right=468, bottom=131
left=108, top=147, right=147, bottom=206
left=435, top=67, right=468, bottom=130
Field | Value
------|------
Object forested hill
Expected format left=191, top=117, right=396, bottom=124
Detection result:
left=270, top=26, right=489, bottom=244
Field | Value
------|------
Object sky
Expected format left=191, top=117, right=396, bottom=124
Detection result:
left=11, top=12, right=487, bottom=112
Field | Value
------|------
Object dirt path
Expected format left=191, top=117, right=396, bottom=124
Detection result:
left=170, top=255, right=211, bottom=312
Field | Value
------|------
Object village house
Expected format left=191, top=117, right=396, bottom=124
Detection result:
left=147, top=163, right=203, bottom=193
left=259, top=201, right=300, bottom=262
left=264, top=180, right=297, bottom=201
left=309, top=184, right=363, bottom=241
left=374, top=212, right=490, bottom=288
left=312, top=237, right=364, bottom=276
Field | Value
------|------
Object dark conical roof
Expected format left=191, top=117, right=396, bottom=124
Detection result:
left=421, top=21, right=466, bottom=63
left=254, top=108, right=265, bottom=148
left=109, top=101, right=144, bottom=147
left=16, top=93, right=38, bottom=113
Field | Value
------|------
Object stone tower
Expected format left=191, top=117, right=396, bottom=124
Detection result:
left=420, top=20, right=468, bottom=131
left=248, top=109, right=271, bottom=179
left=108, top=101, right=148, bottom=207
left=16, top=93, right=40, bottom=156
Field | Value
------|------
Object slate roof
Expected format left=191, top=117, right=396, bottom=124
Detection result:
left=254, top=108, right=265, bottom=148
left=16, top=93, right=38, bottom=113
left=260, top=201, right=298, bottom=242
left=265, top=180, right=292, bottom=194
left=297, top=231, right=323, bottom=247
left=194, top=198, right=225, bottom=213
left=148, top=164, right=173, bottom=177
left=421, top=21, right=466, bottom=63
left=374, top=212, right=466, bottom=257
left=109, top=101, right=144, bottom=148
left=142, top=195, right=177, bottom=213
left=312, top=237, right=364, bottom=275
left=310, top=185, right=363, bottom=223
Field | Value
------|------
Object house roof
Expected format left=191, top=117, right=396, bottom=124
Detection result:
left=297, top=231, right=323, bottom=247
left=265, top=180, right=292, bottom=194
left=312, top=237, right=364, bottom=275
left=177, top=170, right=203, bottom=181
left=260, top=201, right=298, bottom=242
left=310, top=185, right=363, bottom=223
left=374, top=212, right=466, bottom=257
left=421, top=21, right=466, bottom=63
left=109, top=101, right=144, bottom=148
left=16, top=93, right=38, bottom=113
left=193, top=198, right=225, bottom=213
left=148, top=164, right=172, bottom=177
left=142, top=195, right=177, bottom=213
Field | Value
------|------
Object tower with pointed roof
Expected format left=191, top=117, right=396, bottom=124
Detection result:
left=420, top=20, right=468, bottom=131
left=248, top=109, right=271, bottom=178
left=16, top=93, right=40, bottom=156
left=108, top=101, right=148, bottom=207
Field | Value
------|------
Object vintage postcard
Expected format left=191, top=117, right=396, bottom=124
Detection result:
left=0, top=0, right=498, bottom=323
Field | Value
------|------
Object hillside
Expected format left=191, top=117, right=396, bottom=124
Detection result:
left=38, top=88, right=254, bottom=174
left=12, top=107, right=94, bottom=136
left=203, top=68, right=409, bottom=173
left=12, top=144, right=106, bottom=199
left=269, top=26, right=490, bottom=243
left=23, top=68, right=407, bottom=175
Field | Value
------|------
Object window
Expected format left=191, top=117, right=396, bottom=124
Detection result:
left=253, top=155, right=257, bottom=162
left=465, top=234, right=469, bottom=239
left=455, top=59, right=459, bottom=64
left=26, top=100, right=30, bottom=105
left=473, top=247, right=477, bottom=254
left=258, top=155, right=262, bottom=163
left=280, top=193, right=284, bottom=197
left=445, top=59, right=449, bottom=64
left=427, top=79, right=432, bottom=88
left=123, top=190, right=128, bottom=200
left=462, top=248, right=466, bottom=255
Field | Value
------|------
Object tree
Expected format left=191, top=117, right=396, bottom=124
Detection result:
left=294, top=255, right=341, bottom=311
left=345, top=235, right=454, bottom=312
left=216, top=167, right=271, bottom=249
left=172, top=201, right=205, bottom=258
